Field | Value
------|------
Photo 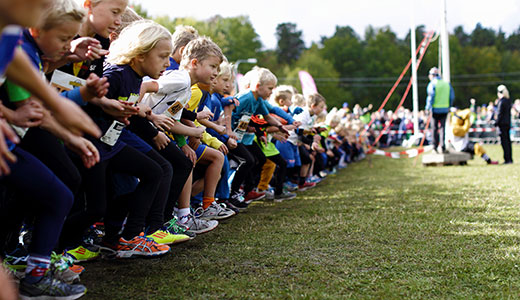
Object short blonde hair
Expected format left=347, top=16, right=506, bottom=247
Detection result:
left=107, top=20, right=171, bottom=65
left=307, top=93, right=326, bottom=107
left=179, top=36, right=224, bottom=69
left=113, top=6, right=143, bottom=36
left=39, top=0, right=85, bottom=31
left=292, top=93, right=306, bottom=107
left=172, top=25, right=199, bottom=54
left=218, top=60, right=234, bottom=79
left=272, top=88, right=293, bottom=106
left=250, top=66, right=277, bottom=88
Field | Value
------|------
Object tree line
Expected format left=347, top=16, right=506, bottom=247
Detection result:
left=133, top=4, right=520, bottom=110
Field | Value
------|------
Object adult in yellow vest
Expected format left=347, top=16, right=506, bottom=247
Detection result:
left=425, top=67, right=455, bottom=153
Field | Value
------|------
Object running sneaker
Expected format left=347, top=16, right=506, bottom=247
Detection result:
left=283, top=181, right=298, bottom=192
left=164, top=218, right=196, bottom=239
left=307, top=175, right=322, bottom=184
left=116, top=233, right=170, bottom=258
left=274, top=191, right=297, bottom=202
left=2, top=253, right=27, bottom=280
left=19, top=275, right=86, bottom=300
left=50, top=252, right=84, bottom=284
left=216, top=199, right=240, bottom=214
left=183, top=214, right=218, bottom=235
left=146, top=229, right=190, bottom=245
left=199, top=202, right=236, bottom=220
left=228, top=198, right=249, bottom=212
left=259, top=188, right=274, bottom=201
left=63, top=244, right=100, bottom=263
left=244, top=189, right=266, bottom=204
left=298, top=181, right=316, bottom=191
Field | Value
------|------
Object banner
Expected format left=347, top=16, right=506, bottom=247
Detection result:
left=298, top=70, right=318, bottom=97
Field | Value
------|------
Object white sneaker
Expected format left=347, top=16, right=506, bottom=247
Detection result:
left=200, top=202, right=236, bottom=220
left=183, top=214, right=218, bottom=234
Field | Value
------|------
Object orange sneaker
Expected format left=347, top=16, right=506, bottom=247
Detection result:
left=116, top=233, right=170, bottom=258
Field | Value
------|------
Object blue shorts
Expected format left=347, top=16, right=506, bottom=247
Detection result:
left=275, top=141, right=300, bottom=168
left=186, top=137, right=208, bottom=162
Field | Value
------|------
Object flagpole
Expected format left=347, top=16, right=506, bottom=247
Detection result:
left=410, top=0, right=420, bottom=138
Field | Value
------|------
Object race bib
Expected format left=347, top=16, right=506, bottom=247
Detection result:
left=50, top=70, right=86, bottom=92
left=163, top=100, right=184, bottom=120
left=100, top=121, right=125, bottom=146
left=234, top=114, right=251, bottom=142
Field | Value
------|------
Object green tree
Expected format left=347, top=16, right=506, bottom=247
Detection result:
left=275, top=22, right=305, bottom=65
left=279, top=44, right=350, bottom=108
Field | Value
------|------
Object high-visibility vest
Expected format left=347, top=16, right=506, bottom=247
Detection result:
left=433, top=79, right=450, bottom=109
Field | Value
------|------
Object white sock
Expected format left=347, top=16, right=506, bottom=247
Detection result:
left=177, top=208, right=191, bottom=224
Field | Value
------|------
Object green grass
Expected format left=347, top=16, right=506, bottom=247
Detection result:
left=82, top=145, right=520, bottom=299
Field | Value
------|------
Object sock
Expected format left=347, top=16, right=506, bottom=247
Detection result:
left=173, top=207, right=179, bottom=217
left=203, top=197, right=214, bottom=209
left=482, top=153, right=491, bottom=162
left=25, top=254, right=50, bottom=284
left=299, top=176, right=306, bottom=186
left=177, top=208, right=191, bottom=224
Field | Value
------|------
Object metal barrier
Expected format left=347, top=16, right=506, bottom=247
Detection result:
left=468, top=119, right=520, bottom=144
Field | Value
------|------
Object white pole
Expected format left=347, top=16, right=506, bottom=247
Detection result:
left=440, top=0, right=451, bottom=82
left=410, top=0, right=420, bottom=137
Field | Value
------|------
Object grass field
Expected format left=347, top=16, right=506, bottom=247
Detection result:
left=81, top=145, right=520, bottom=299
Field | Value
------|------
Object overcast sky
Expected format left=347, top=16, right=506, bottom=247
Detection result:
left=131, top=0, right=520, bottom=49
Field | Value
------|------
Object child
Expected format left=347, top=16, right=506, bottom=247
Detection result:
left=0, top=0, right=99, bottom=298
left=293, top=93, right=327, bottom=190
left=140, top=36, right=227, bottom=229
left=229, top=67, right=290, bottom=205
left=168, top=25, right=199, bottom=71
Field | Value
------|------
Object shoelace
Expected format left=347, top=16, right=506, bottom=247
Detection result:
left=165, top=218, right=188, bottom=233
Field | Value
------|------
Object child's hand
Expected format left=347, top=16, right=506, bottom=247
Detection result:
left=153, top=131, right=171, bottom=150
left=214, top=124, right=226, bottom=135
left=227, top=138, right=237, bottom=149
left=292, top=121, right=302, bottom=127
left=12, top=100, right=44, bottom=127
left=313, top=134, right=322, bottom=142
left=228, top=132, right=238, bottom=140
left=151, top=114, right=176, bottom=131
left=53, top=96, right=101, bottom=138
left=136, top=102, right=151, bottom=118
left=68, top=37, right=109, bottom=62
left=218, top=143, right=229, bottom=155
left=197, top=110, right=213, bottom=121
left=64, top=135, right=100, bottom=169
left=190, top=127, right=204, bottom=139
left=85, top=73, right=109, bottom=99
left=181, top=144, right=197, bottom=165
left=259, top=135, right=267, bottom=146
left=272, top=133, right=288, bottom=143
left=312, top=141, right=320, bottom=151
left=95, top=98, right=139, bottom=125
left=246, top=126, right=256, bottom=133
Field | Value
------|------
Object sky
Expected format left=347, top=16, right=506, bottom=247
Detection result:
left=131, top=0, right=520, bottom=50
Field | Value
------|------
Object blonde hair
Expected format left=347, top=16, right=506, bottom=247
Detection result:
left=217, top=60, right=234, bottom=79
left=250, top=66, right=277, bottom=88
left=179, top=36, right=223, bottom=69
left=107, top=20, right=171, bottom=65
left=292, top=93, right=306, bottom=107
left=272, top=87, right=293, bottom=106
left=307, top=93, right=326, bottom=107
left=172, top=25, right=199, bottom=54
left=39, top=0, right=85, bottom=31
left=113, top=6, right=143, bottom=36
left=497, top=84, right=510, bottom=99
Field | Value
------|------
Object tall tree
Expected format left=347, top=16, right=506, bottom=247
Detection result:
left=275, top=22, right=305, bottom=65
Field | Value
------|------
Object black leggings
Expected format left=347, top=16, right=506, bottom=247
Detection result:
left=267, top=154, right=287, bottom=195
left=19, top=127, right=81, bottom=196
left=0, top=147, right=73, bottom=257
left=230, top=143, right=266, bottom=195
left=61, top=145, right=162, bottom=245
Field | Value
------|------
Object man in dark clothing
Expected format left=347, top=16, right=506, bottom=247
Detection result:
left=496, top=84, right=513, bottom=164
